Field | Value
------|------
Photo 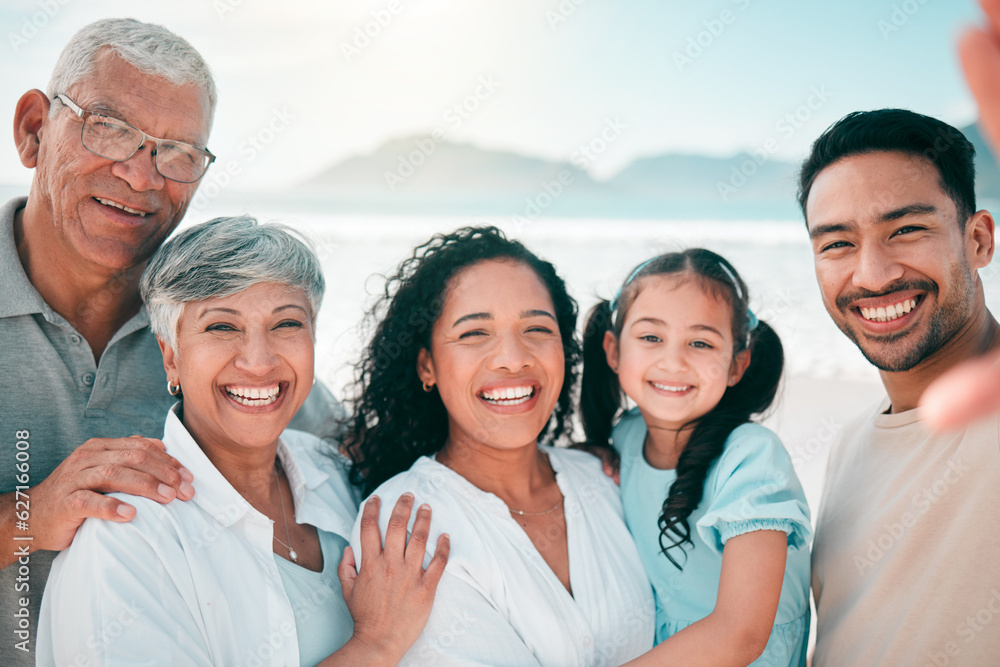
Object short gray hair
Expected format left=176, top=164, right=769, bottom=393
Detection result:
left=141, top=216, right=326, bottom=349
left=47, top=18, right=217, bottom=120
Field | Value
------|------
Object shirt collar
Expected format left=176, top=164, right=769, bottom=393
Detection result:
left=0, top=196, right=154, bottom=339
left=0, top=196, right=48, bottom=318
left=162, top=404, right=356, bottom=537
left=162, top=405, right=255, bottom=527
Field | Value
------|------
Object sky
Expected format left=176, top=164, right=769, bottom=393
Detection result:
left=0, top=0, right=987, bottom=191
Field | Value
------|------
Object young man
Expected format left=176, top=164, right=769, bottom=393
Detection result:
left=801, top=109, right=1000, bottom=665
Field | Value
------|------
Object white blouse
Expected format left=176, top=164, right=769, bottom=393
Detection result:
left=351, top=446, right=654, bottom=666
left=37, top=406, right=360, bottom=666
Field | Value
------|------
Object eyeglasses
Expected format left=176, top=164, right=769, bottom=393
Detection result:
left=53, top=93, right=215, bottom=184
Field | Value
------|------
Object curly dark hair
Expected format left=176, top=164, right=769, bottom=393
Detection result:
left=580, top=248, right=783, bottom=569
left=346, top=226, right=581, bottom=495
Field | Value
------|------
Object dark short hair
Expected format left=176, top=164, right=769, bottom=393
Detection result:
left=798, top=109, right=977, bottom=226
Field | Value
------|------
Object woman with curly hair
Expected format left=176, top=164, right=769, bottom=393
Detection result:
left=347, top=226, right=653, bottom=665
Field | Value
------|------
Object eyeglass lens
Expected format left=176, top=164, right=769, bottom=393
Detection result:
left=81, top=115, right=210, bottom=183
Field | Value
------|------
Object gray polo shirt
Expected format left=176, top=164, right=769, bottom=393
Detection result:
left=0, top=196, right=345, bottom=664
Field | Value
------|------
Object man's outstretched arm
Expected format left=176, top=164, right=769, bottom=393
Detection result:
left=1, top=435, right=193, bottom=569
left=922, top=0, right=1000, bottom=430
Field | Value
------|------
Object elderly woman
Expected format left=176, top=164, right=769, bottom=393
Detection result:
left=38, top=216, right=448, bottom=666
left=347, top=226, right=654, bottom=665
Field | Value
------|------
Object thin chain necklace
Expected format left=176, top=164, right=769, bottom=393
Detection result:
left=509, top=496, right=564, bottom=517
left=437, top=442, right=565, bottom=517
left=272, top=463, right=297, bottom=562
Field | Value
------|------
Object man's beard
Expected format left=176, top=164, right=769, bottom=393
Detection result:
left=832, top=269, right=976, bottom=372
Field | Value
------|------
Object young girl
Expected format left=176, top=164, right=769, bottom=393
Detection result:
left=581, top=248, right=811, bottom=667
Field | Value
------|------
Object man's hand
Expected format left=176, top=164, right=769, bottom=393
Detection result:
left=331, top=494, right=449, bottom=665
left=4, top=435, right=194, bottom=564
left=927, top=0, right=1000, bottom=431
left=960, top=0, right=1000, bottom=157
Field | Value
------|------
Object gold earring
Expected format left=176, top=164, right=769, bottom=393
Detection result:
left=423, top=381, right=435, bottom=392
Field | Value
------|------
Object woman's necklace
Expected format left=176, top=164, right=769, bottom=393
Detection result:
left=509, top=496, right=564, bottom=517
left=271, top=463, right=297, bottom=562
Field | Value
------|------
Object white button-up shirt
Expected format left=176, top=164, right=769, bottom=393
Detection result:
left=37, top=406, right=359, bottom=666
left=352, top=447, right=655, bottom=666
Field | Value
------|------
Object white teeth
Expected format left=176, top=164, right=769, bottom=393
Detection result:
left=96, top=197, right=147, bottom=216
left=480, top=386, right=535, bottom=404
left=860, top=298, right=917, bottom=322
left=225, top=385, right=280, bottom=406
left=652, top=382, right=689, bottom=393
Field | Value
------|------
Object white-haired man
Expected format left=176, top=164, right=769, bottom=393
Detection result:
left=0, top=19, right=337, bottom=662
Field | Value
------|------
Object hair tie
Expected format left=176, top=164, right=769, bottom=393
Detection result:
left=611, top=258, right=655, bottom=315
left=748, top=308, right=759, bottom=331
left=717, top=262, right=743, bottom=300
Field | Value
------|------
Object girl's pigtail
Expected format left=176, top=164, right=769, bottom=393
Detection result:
left=580, top=299, right=622, bottom=447
left=732, top=319, right=783, bottom=414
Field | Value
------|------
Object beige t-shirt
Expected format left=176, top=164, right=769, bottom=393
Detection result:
left=812, top=398, right=1000, bottom=666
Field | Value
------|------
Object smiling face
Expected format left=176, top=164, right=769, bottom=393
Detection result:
left=806, top=151, right=988, bottom=371
left=29, top=48, right=211, bottom=272
left=604, top=275, right=748, bottom=433
left=416, top=259, right=565, bottom=453
left=159, top=282, right=315, bottom=455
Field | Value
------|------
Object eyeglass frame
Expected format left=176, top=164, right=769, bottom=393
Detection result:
left=52, top=93, right=216, bottom=184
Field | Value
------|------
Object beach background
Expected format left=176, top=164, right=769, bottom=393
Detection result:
left=3, top=0, right=1000, bottom=656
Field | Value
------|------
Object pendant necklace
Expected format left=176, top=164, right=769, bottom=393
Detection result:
left=272, top=463, right=298, bottom=562
left=509, top=496, right=564, bottom=517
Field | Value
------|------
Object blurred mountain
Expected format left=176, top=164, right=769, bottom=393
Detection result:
left=296, top=127, right=1000, bottom=220
left=964, top=122, right=1000, bottom=206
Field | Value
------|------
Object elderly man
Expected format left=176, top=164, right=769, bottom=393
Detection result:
left=0, top=19, right=336, bottom=663
left=801, top=109, right=1000, bottom=665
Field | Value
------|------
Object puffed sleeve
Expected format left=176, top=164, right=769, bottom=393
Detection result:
left=695, top=424, right=812, bottom=554
left=37, top=498, right=214, bottom=666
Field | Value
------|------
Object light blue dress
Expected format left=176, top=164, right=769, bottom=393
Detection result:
left=613, top=408, right=812, bottom=667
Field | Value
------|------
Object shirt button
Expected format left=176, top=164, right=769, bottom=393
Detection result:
left=70, top=334, right=82, bottom=345
left=82, top=372, right=95, bottom=386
